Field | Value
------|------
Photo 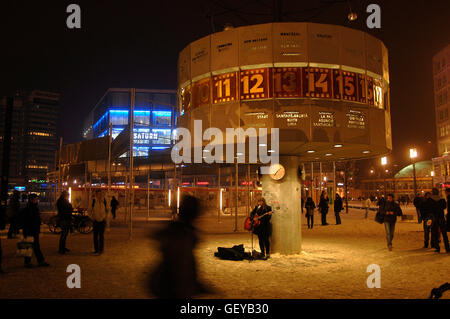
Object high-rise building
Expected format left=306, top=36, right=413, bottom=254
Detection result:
left=82, top=88, right=177, bottom=158
left=433, top=44, right=450, bottom=155
left=0, top=90, right=60, bottom=191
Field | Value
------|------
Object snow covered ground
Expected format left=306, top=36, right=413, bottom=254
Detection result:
left=0, top=207, right=448, bottom=299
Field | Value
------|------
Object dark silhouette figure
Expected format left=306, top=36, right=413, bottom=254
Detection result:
left=56, top=191, right=73, bottom=254
left=21, top=194, right=50, bottom=268
left=420, top=192, right=434, bottom=248
left=334, top=193, right=343, bottom=225
left=250, top=198, right=273, bottom=259
left=7, top=190, right=21, bottom=238
left=148, top=195, right=210, bottom=298
left=318, top=191, right=329, bottom=225
left=110, top=196, right=119, bottom=219
left=413, top=193, right=423, bottom=224
left=429, top=188, right=450, bottom=253
left=304, top=197, right=315, bottom=229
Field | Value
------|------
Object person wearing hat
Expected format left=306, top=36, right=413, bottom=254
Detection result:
left=22, top=194, right=49, bottom=268
left=56, top=191, right=73, bottom=254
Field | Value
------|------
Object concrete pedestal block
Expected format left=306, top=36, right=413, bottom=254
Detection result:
left=262, top=156, right=302, bottom=255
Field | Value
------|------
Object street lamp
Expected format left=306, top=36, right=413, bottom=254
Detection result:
left=381, top=157, right=387, bottom=196
left=410, top=148, right=418, bottom=198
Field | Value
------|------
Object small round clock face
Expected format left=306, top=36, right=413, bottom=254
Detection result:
left=270, top=163, right=285, bottom=181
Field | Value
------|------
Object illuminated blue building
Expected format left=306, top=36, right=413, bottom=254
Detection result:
left=83, top=88, right=177, bottom=157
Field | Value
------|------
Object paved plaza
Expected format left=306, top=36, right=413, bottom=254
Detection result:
left=0, top=207, right=448, bottom=299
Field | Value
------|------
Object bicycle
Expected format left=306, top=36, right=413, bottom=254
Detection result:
left=48, top=208, right=93, bottom=234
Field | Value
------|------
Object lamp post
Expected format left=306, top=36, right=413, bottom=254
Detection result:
left=381, top=157, right=387, bottom=196
left=410, top=148, right=418, bottom=198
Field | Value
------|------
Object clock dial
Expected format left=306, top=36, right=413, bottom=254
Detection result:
left=270, top=164, right=285, bottom=181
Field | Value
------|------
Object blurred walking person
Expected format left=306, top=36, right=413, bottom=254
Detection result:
left=7, top=190, right=21, bottom=238
left=380, top=194, right=402, bottom=251
left=430, top=188, right=450, bottom=253
left=56, top=191, right=73, bottom=254
left=21, top=194, right=50, bottom=268
left=89, top=190, right=108, bottom=255
left=148, top=195, right=210, bottom=298
left=318, top=191, right=329, bottom=226
left=334, top=193, right=343, bottom=225
left=304, top=197, right=315, bottom=229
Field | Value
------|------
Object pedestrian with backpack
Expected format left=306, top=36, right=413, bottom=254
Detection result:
left=89, top=190, right=108, bottom=255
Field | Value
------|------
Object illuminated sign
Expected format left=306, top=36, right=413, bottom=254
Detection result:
left=303, top=67, right=332, bottom=99
left=240, top=68, right=270, bottom=100
left=14, top=186, right=26, bottom=191
left=192, top=78, right=211, bottom=108
left=346, top=110, right=366, bottom=129
left=181, top=66, right=385, bottom=108
left=273, top=67, right=302, bottom=98
left=212, top=72, right=238, bottom=104
left=313, top=111, right=335, bottom=127
left=133, top=131, right=158, bottom=144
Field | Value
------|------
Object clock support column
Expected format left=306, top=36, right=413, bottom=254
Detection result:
left=261, top=155, right=302, bottom=255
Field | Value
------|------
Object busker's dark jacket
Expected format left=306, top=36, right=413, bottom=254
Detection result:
left=57, top=197, right=73, bottom=222
left=381, top=200, right=402, bottom=224
left=21, top=202, right=41, bottom=236
left=250, top=205, right=272, bottom=235
left=334, top=197, right=343, bottom=214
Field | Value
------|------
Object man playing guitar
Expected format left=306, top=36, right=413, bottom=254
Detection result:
left=250, top=198, right=273, bottom=260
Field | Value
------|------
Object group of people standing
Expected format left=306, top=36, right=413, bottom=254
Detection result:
left=304, top=191, right=343, bottom=229
left=413, top=188, right=450, bottom=253
left=0, top=189, right=118, bottom=274
left=377, top=188, right=450, bottom=252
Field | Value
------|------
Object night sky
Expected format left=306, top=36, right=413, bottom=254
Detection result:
left=1, top=0, right=449, bottom=170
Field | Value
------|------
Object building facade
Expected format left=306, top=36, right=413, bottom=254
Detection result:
left=83, top=88, right=177, bottom=157
left=434, top=44, right=450, bottom=156
left=0, top=90, right=60, bottom=192
left=360, top=161, right=433, bottom=200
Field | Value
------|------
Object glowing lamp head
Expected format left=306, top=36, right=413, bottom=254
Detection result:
left=409, top=148, right=418, bottom=159
left=381, top=156, right=387, bottom=166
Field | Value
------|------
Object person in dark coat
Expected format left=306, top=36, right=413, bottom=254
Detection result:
left=7, top=190, right=21, bottom=238
left=148, top=195, right=210, bottom=298
left=304, top=197, right=315, bottom=229
left=110, top=196, right=119, bottom=219
left=334, top=193, right=343, bottom=225
left=420, top=192, right=434, bottom=249
left=318, top=191, right=329, bottom=226
left=430, top=188, right=450, bottom=253
left=56, top=191, right=73, bottom=254
left=413, top=193, right=423, bottom=224
left=380, top=194, right=402, bottom=251
left=250, top=198, right=273, bottom=259
left=21, top=194, right=50, bottom=268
